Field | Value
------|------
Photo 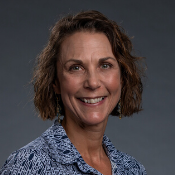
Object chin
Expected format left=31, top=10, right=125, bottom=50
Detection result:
left=79, top=113, right=109, bottom=126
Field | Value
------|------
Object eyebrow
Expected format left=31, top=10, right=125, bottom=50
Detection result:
left=99, top=57, right=117, bottom=62
left=64, top=59, right=83, bottom=65
left=64, top=57, right=116, bottom=66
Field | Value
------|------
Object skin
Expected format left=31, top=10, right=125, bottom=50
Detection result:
left=53, top=32, right=122, bottom=175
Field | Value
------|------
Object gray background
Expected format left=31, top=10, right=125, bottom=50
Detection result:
left=0, top=0, right=175, bottom=174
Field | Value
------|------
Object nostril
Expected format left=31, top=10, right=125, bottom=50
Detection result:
left=84, top=77, right=101, bottom=90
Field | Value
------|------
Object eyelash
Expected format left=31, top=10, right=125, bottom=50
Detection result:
left=100, top=63, right=112, bottom=69
left=69, top=65, right=82, bottom=71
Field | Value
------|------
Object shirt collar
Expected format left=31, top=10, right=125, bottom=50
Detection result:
left=41, top=120, right=122, bottom=173
left=103, top=134, right=138, bottom=174
left=41, top=120, right=79, bottom=164
left=41, top=120, right=100, bottom=174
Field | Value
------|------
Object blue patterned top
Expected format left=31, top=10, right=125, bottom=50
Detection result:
left=0, top=120, right=146, bottom=175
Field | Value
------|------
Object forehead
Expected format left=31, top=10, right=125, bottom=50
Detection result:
left=59, top=32, right=114, bottom=61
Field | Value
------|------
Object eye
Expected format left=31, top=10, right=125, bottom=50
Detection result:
left=70, top=65, right=82, bottom=71
left=101, top=63, right=112, bottom=69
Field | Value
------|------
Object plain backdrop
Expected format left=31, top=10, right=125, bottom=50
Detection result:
left=0, top=1, right=175, bottom=174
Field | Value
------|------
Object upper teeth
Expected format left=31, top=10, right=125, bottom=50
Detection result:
left=80, top=97, right=104, bottom=104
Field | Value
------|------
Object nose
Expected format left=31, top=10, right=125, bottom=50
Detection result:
left=84, top=70, right=101, bottom=90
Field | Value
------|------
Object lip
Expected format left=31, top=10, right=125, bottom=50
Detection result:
left=77, top=96, right=105, bottom=99
left=77, top=96, right=106, bottom=107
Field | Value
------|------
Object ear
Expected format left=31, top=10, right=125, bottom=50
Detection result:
left=53, top=79, right=61, bottom=94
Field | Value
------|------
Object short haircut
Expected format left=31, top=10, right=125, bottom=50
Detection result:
left=33, top=10, right=144, bottom=120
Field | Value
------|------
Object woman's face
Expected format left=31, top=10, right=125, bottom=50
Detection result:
left=54, top=32, right=121, bottom=126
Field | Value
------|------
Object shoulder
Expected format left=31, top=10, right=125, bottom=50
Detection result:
left=0, top=136, right=51, bottom=174
left=103, top=135, right=147, bottom=174
left=0, top=121, right=72, bottom=174
left=113, top=150, right=147, bottom=174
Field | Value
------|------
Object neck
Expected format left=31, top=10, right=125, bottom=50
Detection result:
left=61, top=116, right=108, bottom=160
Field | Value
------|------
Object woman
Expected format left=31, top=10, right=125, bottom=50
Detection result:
left=0, top=10, right=146, bottom=174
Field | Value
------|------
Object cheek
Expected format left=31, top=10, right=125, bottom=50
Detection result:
left=59, top=74, right=81, bottom=95
left=107, top=74, right=121, bottom=110
left=106, top=72, right=121, bottom=93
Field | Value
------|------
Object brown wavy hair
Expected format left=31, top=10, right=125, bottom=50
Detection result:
left=33, top=10, right=144, bottom=120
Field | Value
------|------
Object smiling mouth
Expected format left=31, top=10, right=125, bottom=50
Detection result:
left=79, top=97, right=105, bottom=104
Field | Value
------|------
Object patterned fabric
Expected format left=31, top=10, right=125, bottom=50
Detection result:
left=0, top=120, right=147, bottom=175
